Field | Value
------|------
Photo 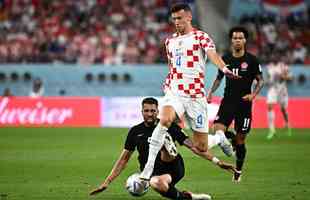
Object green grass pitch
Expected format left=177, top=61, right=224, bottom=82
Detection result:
left=0, top=128, right=310, bottom=200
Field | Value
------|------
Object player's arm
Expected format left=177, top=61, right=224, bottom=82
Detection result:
left=281, top=66, right=293, bottom=81
left=199, top=33, right=239, bottom=79
left=183, top=138, right=236, bottom=173
left=242, top=74, right=264, bottom=101
left=207, top=71, right=224, bottom=103
left=89, top=149, right=133, bottom=195
left=206, top=50, right=240, bottom=79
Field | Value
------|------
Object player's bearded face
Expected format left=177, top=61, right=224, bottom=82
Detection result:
left=231, top=32, right=246, bottom=51
left=171, top=10, right=192, bottom=34
left=142, top=104, right=159, bottom=126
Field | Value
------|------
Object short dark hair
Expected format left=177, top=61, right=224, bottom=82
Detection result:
left=142, top=97, right=158, bottom=107
left=229, top=26, right=249, bottom=39
left=170, top=3, right=192, bottom=14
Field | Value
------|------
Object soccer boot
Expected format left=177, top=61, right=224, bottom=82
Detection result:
left=163, top=133, right=178, bottom=156
left=285, top=123, right=292, bottom=137
left=232, top=170, right=242, bottom=183
left=266, top=128, right=276, bottom=140
left=287, top=127, right=292, bottom=137
left=182, top=191, right=212, bottom=200
left=219, top=134, right=234, bottom=157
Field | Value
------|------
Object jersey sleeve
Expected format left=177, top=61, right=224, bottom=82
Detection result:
left=216, top=55, right=226, bottom=80
left=252, top=56, right=263, bottom=77
left=198, top=31, right=216, bottom=53
left=124, top=127, right=136, bottom=151
left=167, top=123, right=188, bottom=145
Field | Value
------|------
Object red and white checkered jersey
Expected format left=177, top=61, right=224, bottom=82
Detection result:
left=267, top=62, right=289, bottom=87
left=163, top=29, right=216, bottom=98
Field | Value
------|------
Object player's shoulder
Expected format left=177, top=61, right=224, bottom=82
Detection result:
left=164, top=32, right=178, bottom=45
left=192, top=29, right=212, bottom=39
left=193, top=28, right=208, bottom=35
left=128, top=122, right=145, bottom=134
left=222, top=51, right=233, bottom=60
left=245, top=52, right=259, bottom=62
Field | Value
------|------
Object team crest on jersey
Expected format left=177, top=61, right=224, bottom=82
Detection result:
left=241, top=62, right=248, bottom=71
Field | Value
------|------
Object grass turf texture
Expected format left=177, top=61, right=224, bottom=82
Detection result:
left=0, top=128, right=309, bottom=200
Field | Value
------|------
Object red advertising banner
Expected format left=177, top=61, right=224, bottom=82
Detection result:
left=252, top=97, right=310, bottom=128
left=0, top=97, right=101, bottom=127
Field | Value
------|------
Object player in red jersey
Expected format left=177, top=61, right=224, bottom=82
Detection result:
left=140, top=3, right=240, bottom=181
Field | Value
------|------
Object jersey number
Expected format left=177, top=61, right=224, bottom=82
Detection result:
left=232, top=68, right=239, bottom=76
left=243, top=118, right=250, bottom=129
left=176, top=56, right=181, bottom=67
left=196, top=114, right=204, bottom=128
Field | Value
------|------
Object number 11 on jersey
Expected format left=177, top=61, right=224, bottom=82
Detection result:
left=232, top=68, right=239, bottom=76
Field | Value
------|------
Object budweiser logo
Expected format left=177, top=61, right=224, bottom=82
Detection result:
left=0, top=98, right=73, bottom=125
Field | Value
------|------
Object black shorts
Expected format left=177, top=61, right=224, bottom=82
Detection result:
left=152, top=154, right=185, bottom=186
left=214, top=98, right=252, bottom=134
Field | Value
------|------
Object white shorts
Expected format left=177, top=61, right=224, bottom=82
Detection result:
left=159, top=90, right=208, bottom=133
left=267, top=86, right=288, bottom=108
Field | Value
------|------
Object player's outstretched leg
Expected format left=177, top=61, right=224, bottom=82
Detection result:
left=216, top=129, right=234, bottom=157
left=183, top=191, right=212, bottom=200
left=140, top=123, right=168, bottom=180
left=164, top=133, right=178, bottom=156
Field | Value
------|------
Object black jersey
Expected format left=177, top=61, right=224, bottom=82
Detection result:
left=124, top=120, right=188, bottom=171
left=217, top=52, right=262, bottom=101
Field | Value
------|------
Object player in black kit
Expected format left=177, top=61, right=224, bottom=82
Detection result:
left=207, top=27, right=264, bottom=183
left=90, top=97, right=235, bottom=199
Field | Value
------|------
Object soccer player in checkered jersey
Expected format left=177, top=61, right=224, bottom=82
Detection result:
left=207, top=26, right=264, bottom=183
left=266, top=57, right=292, bottom=140
left=140, top=3, right=240, bottom=181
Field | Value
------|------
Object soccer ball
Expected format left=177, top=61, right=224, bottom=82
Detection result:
left=125, top=173, right=149, bottom=197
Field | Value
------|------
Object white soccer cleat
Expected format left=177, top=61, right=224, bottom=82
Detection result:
left=190, top=192, right=212, bottom=200
left=219, top=135, right=234, bottom=157
left=163, top=133, right=178, bottom=156
left=232, top=170, right=242, bottom=183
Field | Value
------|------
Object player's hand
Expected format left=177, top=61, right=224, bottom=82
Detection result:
left=207, top=92, right=212, bottom=103
left=89, top=183, right=108, bottom=196
left=223, top=67, right=241, bottom=79
left=242, top=94, right=255, bottom=101
left=217, top=160, right=237, bottom=173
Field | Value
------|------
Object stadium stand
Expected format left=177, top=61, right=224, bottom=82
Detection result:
left=229, top=0, right=309, bottom=64
left=0, top=0, right=309, bottom=97
left=0, top=0, right=179, bottom=64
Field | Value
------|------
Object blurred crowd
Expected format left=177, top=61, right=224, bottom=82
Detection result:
left=239, top=11, right=310, bottom=65
left=0, top=0, right=177, bottom=65
left=0, top=0, right=309, bottom=65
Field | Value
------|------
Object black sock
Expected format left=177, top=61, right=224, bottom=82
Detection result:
left=159, top=186, right=191, bottom=200
left=225, top=130, right=236, bottom=149
left=224, top=130, right=235, bottom=139
left=236, top=144, right=246, bottom=171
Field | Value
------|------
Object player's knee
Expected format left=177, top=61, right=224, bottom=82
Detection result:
left=159, top=116, right=173, bottom=127
left=150, top=177, right=169, bottom=192
left=159, top=106, right=176, bottom=127
left=214, top=123, right=226, bottom=132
